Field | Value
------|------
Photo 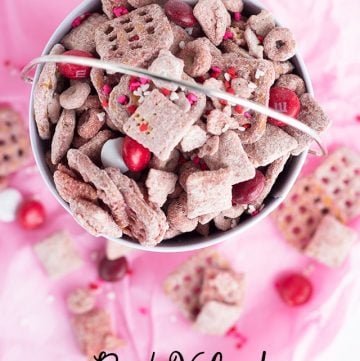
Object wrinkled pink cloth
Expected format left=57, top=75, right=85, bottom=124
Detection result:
left=0, top=1, right=360, bottom=360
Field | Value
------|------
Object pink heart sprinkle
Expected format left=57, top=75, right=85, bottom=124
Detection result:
left=186, top=92, right=198, bottom=105
left=102, top=84, right=112, bottom=96
left=117, top=95, right=129, bottom=105
left=223, top=29, right=234, bottom=40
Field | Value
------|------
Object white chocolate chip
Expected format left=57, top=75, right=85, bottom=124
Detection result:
left=0, top=188, right=23, bottom=222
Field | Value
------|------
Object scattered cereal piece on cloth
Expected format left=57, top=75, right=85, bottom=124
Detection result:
left=313, top=147, right=360, bottom=221
left=33, top=231, right=83, bottom=279
left=66, top=287, right=96, bottom=315
left=304, top=215, right=357, bottom=268
left=0, top=106, right=30, bottom=177
left=272, top=177, right=345, bottom=250
left=164, top=250, right=230, bottom=319
left=71, top=308, right=124, bottom=357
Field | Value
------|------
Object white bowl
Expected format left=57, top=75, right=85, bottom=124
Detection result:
left=29, top=0, right=313, bottom=253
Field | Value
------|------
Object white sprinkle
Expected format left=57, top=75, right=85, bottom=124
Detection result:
left=46, top=294, right=55, bottom=304
left=140, top=84, right=150, bottom=92
left=107, top=292, right=116, bottom=301
left=185, top=27, right=193, bottom=35
left=143, top=91, right=151, bottom=96
left=247, top=205, right=256, bottom=214
left=224, top=73, right=231, bottom=81
left=133, top=90, right=142, bottom=97
left=170, top=92, right=179, bottom=101
left=255, top=69, right=265, bottom=79
left=138, top=96, right=145, bottom=103
left=96, top=112, right=106, bottom=123
left=248, top=82, right=257, bottom=90
left=221, top=124, right=230, bottom=132
left=179, top=41, right=186, bottom=49
left=180, top=86, right=186, bottom=92
left=238, top=126, right=246, bottom=132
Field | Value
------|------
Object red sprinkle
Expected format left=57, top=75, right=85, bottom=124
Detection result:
left=227, top=87, right=235, bottom=95
left=210, top=66, right=222, bottom=79
left=234, top=105, right=244, bottom=114
left=227, top=67, right=237, bottom=78
left=139, top=122, right=150, bottom=133
left=71, top=12, right=91, bottom=28
left=224, top=80, right=231, bottom=89
left=127, top=104, right=138, bottom=114
left=101, top=99, right=109, bottom=108
left=129, top=35, right=140, bottom=42
left=160, top=88, right=172, bottom=96
left=219, top=99, right=228, bottom=106
left=257, top=35, right=264, bottom=43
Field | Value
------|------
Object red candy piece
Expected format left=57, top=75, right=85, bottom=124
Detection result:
left=98, top=256, right=128, bottom=282
left=232, top=170, right=265, bottom=205
left=58, top=50, right=94, bottom=79
left=164, top=0, right=198, bottom=28
left=122, top=136, right=151, bottom=172
left=17, top=200, right=46, bottom=230
left=275, top=273, right=313, bottom=307
left=268, top=87, right=300, bottom=127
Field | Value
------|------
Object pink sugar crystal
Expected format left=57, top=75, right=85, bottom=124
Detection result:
left=186, top=92, right=198, bottom=105
left=113, top=6, right=129, bottom=17
left=102, top=84, right=112, bottom=96
left=234, top=12, right=242, bottom=21
left=129, top=81, right=141, bottom=92
left=117, top=95, right=129, bottom=105
left=223, top=29, right=234, bottom=40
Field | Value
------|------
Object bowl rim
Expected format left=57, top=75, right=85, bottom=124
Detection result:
left=29, top=0, right=313, bottom=253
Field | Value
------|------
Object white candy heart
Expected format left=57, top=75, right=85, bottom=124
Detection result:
left=0, top=188, right=23, bottom=222
left=101, top=137, right=129, bottom=173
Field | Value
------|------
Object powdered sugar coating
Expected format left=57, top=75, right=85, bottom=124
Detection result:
left=264, top=27, right=296, bottom=62
left=59, top=82, right=91, bottom=110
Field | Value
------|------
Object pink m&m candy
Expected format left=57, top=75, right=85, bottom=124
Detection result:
left=164, top=0, right=198, bottom=28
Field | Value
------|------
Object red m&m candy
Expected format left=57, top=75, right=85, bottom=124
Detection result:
left=17, top=200, right=46, bottom=230
left=164, top=0, right=198, bottom=28
left=232, top=170, right=266, bottom=205
left=268, top=87, right=300, bottom=127
left=122, top=136, right=151, bottom=172
left=58, top=50, right=94, bottom=79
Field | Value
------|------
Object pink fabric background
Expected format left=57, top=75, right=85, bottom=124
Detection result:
left=0, top=0, right=360, bottom=360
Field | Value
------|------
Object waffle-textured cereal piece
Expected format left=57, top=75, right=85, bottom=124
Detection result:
left=95, top=4, right=173, bottom=67
left=304, top=215, right=357, bottom=268
left=0, top=107, right=30, bottom=177
left=313, top=147, right=360, bottom=221
left=33, top=231, right=83, bottom=279
left=273, top=176, right=345, bottom=250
